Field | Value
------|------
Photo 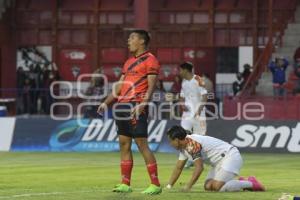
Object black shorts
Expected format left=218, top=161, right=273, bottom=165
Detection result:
left=114, top=102, right=148, bottom=138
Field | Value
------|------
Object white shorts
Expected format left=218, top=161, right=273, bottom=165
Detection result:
left=181, top=115, right=207, bottom=135
left=206, top=147, right=243, bottom=182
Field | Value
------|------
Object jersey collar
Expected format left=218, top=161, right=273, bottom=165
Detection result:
left=135, top=51, right=149, bottom=58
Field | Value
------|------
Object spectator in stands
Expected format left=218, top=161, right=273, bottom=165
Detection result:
left=28, top=64, right=38, bottom=114
left=202, top=73, right=216, bottom=118
left=294, top=45, right=300, bottom=95
left=171, top=75, right=181, bottom=94
left=22, top=78, right=33, bottom=114
left=84, top=75, right=105, bottom=118
left=151, top=80, right=166, bottom=118
left=16, top=66, right=26, bottom=114
left=232, top=73, right=244, bottom=96
left=241, top=63, right=252, bottom=84
left=152, top=80, right=166, bottom=103
left=42, top=63, right=60, bottom=114
left=293, top=61, right=300, bottom=95
left=294, top=46, right=300, bottom=63
left=34, top=63, right=44, bottom=114
left=268, top=57, right=289, bottom=97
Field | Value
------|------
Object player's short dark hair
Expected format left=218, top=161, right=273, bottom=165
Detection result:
left=167, top=125, right=191, bottom=140
left=180, top=62, right=194, bottom=72
left=130, top=29, right=151, bottom=47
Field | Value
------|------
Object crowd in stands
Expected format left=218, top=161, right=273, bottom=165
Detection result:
left=16, top=63, right=60, bottom=115
left=267, top=46, right=300, bottom=97
left=293, top=46, right=300, bottom=95
left=231, top=45, right=300, bottom=97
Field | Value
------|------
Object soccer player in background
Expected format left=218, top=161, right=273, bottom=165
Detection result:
left=97, top=30, right=162, bottom=194
left=165, top=125, right=265, bottom=192
left=178, top=62, right=208, bottom=168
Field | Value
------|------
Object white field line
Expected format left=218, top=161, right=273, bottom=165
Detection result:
left=0, top=184, right=203, bottom=199
left=0, top=189, right=119, bottom=199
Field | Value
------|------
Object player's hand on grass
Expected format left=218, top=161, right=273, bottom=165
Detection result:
left=165, top=184, right=172, bottom=190
left=97, top=103, right=107, bottom=114
left=180, top=185, right=191, bottom=192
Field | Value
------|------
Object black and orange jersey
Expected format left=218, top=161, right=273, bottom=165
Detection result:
left=118, top=51, right=160, bottom=103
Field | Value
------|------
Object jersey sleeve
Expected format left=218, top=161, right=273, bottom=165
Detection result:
left=191, top=150, right=202, bottom=161
left=185, top=138, right=203, bottom=161
left=146, top=56, right=160, bottom=75
left=198, top=86, right=208, bottom=96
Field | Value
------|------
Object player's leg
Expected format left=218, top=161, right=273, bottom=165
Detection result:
left=113, top=134, right=134, bottom=192
left=133, top=109, right=161, bottom=194
left=119, top=135, right=133, bottom=184
left=205, top=167, right=244, bottom=191
left=214, top=147, right=249, bottom=192
left=217, top=171, right=254, bottom=192
left=204, top=179, right=214, bottom=191
left=134, top=137, right=162, bottom=194
left=215, top=175, right=265, bottom=192
left=205, top=167, right=251, bottom=192
left=216, top=148, right=264, bottom=192
left=113, top=106, right=134, bottom=193
left=205, top=166, right=227, bottom=191
left=193, top=116, right=207, bottom=135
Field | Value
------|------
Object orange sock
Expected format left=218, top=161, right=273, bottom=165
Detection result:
left=121, top=160, right=133, bottom=186
left=146, top=163, right=160, bottom=186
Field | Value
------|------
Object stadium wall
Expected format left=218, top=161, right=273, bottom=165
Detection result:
left=0, top=117, right=299, bottom=153
left=0, top=117, right=16, bottom=151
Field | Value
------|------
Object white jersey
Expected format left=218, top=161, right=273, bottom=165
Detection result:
left=180, top=75, right=207, bottom=118
left=179, top=134, right=234, bottom=167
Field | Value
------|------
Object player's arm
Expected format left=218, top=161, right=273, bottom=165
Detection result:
left=179, top=97, right=188, bottom=114
left=166, top=159, right=187, bottom=188
left=97, top=75, right=124, bottom=113
left=179, top=87, right=189, bottom=113
left=183, top=158, right=204, bottom=191
left=132, top=74, right=157, bottom=117
left=143, top=74, right=158, bottom=103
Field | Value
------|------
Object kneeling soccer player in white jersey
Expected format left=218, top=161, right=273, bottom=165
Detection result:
left=165, top=125, right=265, bottom=192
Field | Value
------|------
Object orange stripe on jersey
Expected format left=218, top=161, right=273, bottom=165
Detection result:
left=185, top=138, right=202, bottom=155
left=124, top=56, right=149, bottom=75
left=118, top=52, right=160, bottom=103
left=118, top=75, right=147, bottom=102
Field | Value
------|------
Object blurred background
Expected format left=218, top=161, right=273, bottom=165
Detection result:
left=0, top=0, right=300, bottom=118
left=1, top=2, right=300, bottom=199
left=0, top=0, right=300, bottom=153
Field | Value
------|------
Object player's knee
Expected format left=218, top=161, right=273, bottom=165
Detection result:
left=204, top=180, right=213, bottom=191
left=204, top=183, right=212, bottom=191
left=136, top=143, right=149, bottom=152
left=119, top=140, right=131, bottom=151
left=134, top=139, right=149, bottom=151
left=211, top=181, right=225, bottom=191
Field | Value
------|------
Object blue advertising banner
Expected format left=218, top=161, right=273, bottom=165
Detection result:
left=11, top=118, right=178, bottom=152
left=11, top=118, right=300, bottom=153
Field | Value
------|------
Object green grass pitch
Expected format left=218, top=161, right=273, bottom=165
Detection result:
left=0, top=152, right=299, bottom=200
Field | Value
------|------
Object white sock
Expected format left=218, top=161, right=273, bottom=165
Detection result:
left=219, top=180, right=253, bottom=192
